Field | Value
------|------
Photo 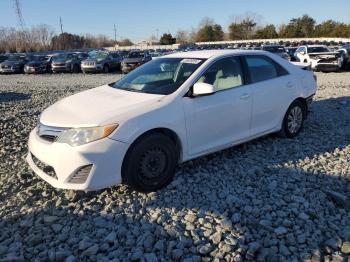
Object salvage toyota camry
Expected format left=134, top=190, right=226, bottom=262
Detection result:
left=27, top=50, right=317, bottom=192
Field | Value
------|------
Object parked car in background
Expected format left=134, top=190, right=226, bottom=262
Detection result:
left=24, top=55, right=52, bottom=74
left=0, top=54, right=8, bottom=63
left=27, top=50, right=317, bottom=192
left=81, top=51, right=122, bottom=73
left=261, top=45, right=290, bottom=60
left=294, top=45, right=342, bottom=72
left=0, top=54, right=9, bottom=72
left=121, top=50, right=152, bottom=74
left=285, top=47, right=298, bottom=61
left=0, top=54, right=29, bottom=73
left=52, top=52, right=88, bottom=73
left=118, top=50, right=130, bottom=58
left=338, top=44, right=350, bottom=70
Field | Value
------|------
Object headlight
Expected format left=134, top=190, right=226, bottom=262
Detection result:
left=56, top=124, right=118, bottom=146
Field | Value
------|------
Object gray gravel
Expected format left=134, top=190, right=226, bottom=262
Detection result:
left=0, top=72, right=350, bottom=261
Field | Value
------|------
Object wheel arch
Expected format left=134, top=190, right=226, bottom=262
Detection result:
left=121, top=127, right=183, bottom=182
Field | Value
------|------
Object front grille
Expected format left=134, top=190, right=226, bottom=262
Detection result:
left=319, top=58, right=337, bottom=63
left=31, top=153, right=58, bottom=179
left=84, top=62, right=95, bottom=66
left=68, top=165, right=92, bottom=184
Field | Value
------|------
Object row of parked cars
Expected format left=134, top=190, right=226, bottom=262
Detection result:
left=0, top=49, right=156, bottom=75
left=1, top=43, right=350, bottom=74
left=242, top=44, right=350, bottom=72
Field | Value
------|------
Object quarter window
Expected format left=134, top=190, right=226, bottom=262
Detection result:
left=196, top=57, right=244, bottom=92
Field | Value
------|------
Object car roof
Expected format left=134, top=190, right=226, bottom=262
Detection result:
left=304, top=45, right=327, bottom=48
left=164, top=49, right=268, bottom=59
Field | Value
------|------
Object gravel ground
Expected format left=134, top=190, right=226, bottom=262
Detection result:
left=0, top=72, right=350, bottom=262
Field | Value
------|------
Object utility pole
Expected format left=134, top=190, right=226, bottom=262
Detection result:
left=114, top=24, right=117, bottom=43
left=59, top=17, right=63, bottom=34
left=156, top=28, right=159, bottom=41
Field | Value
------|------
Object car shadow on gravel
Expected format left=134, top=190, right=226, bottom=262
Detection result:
left=0, top=92, right=31, bottom=103
left=1, top=97, right=350, bottom=261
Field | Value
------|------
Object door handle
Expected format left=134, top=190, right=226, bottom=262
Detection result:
left=240, top=93, right=251, bottom=100
left=286, top=82, right=294, bottom=88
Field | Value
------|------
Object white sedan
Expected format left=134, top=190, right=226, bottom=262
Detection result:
left=27, top=50, right=317, bottom=192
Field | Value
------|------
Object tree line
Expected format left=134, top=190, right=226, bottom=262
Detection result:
left=0, top=24, right=134, bottom=53
left=170, top=14, right=350, bottom=44
left=1, top=14, right=350, bottom=52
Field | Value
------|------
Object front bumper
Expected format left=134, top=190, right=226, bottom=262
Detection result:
left=0, top=67, right=21, bottom=73
left=24, top=66, right=46, bottom=74
left=81, top=65, right=103, bottom=73
left=312, top=63, right=339, bottom=72
left=121, top=64, right=139, bottom=73
left=27, top=128, right=129, bottom=191
left=52, top=65, right=69, bottom=73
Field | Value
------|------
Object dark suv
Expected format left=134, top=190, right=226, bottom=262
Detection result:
left=81, top=51, right=122, bottom=73
left=24, top=55, right=52, bottom=74
left=0, top=54, right=29, bottom=73
left=339, top=44, right=350, bottom=70
left=51, top=52, right=88, bottom=73
left=121, top=50, right=152, bottom=74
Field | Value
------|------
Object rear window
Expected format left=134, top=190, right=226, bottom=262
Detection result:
left=245, top=55, right=288, bottom=83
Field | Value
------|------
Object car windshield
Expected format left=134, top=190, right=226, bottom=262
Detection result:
left=88, top=52, right=108, bottom=60
left=53, top=54, right=72, bottom=60
left=127, top=51, right=144, bottom=58
left=32, top=56, right=47, bottom=61
left=7, top=56, right=24, bottom=61
left=263, top=46, right=285, bottom=53
left=308, top=47, right=330, bottom=53
left=111, top=57, right=205, bottom=95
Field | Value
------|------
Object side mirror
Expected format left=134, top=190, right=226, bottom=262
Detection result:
left=300, top=51, right=305, bottom=55
left=192, top=82, right=215, bottom=97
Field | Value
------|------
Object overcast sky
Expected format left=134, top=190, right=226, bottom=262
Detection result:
left=1, top=0, right=349, bottom=41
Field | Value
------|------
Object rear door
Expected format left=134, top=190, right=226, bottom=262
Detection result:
left=243, top=55, right=297, bottom=136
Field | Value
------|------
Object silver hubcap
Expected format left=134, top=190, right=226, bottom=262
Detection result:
left=287, top=106, right=303, bottom=134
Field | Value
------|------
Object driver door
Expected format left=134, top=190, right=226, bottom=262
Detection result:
left=182, top=56, right=253, bottom=156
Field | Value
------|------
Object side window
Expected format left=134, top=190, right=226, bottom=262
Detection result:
left=196, top=57, right=244, bottom=92
left=245, top=55, right=288, bottom=83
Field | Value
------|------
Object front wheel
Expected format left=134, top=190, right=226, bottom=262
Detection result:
left=122, top=133, right=178, bottom=192
left=279, top=100, right=305, bottom=138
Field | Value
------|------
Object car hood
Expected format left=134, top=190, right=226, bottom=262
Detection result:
left=1, top=61, right=22, bottom=66
left=83, top=59, right=97, bottom=63
left=123, top=58, right=143, bottom=63
left=52, top=58, right=67, bottom=63
left=26, top=61, right=45, bottom=66
left=308, top=52, right=338, bottom=58
left=40, top=85, right=164, bottom=128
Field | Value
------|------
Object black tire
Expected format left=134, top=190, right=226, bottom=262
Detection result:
left=279, top=100, right=306, bottom=138
left=73, top=64, right=80, bottom=73
left=122, top=133, right=178, bottom=192
left=103, top=64, right=109, bottom=73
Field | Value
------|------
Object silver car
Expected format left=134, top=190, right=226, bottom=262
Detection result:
left=81, top=51, right=122, bottom=73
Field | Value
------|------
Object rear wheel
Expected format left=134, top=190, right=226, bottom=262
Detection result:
left=122, top=133, right=178, bottom=192
left=103, top=64, right=109, bottom=73
left=279, top=100, right=305, bottom=138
